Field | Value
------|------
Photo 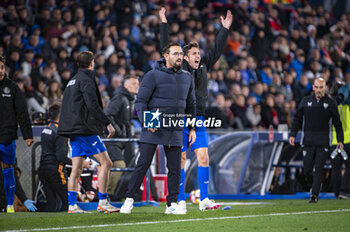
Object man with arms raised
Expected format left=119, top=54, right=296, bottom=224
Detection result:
left=159, top=8, right=232, bottom=211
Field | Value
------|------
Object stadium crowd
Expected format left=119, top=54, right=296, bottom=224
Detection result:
left=0, top=0, right=350, bottom=130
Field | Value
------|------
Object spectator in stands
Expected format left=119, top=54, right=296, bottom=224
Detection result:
left=0, top=55, right=33, bottom=213
left=207, top=93, right=232, bottom=129
left=274, top=93, right=287, bottom=125
left=250, top=82, right=264, bottom=103
left=230, top=94, right=251, bottom=129
left=6, top=49, right=19, bottom=75
left=104, top=53, right=119, bottom=79
left=60, top=68, right=71, bottom=90
left=133, top=40, right=156, bottom=71
left=20, top=49, right=34, bottom=77
left=104, top=75, right=139, bottom=200
left=46, top=80, right=62, bottom=105
left=41, top=36, right=59, bottom=61
left=293, top=74, right=311, bottom=105
left=27, top=80, right=49, bottom=114
left=246, top=103, right=262, bottom=130
left=261, top=94, right=279, bottom=129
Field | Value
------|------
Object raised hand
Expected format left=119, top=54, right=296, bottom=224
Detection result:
left=221, top=10, right=233, bottom=30
left=159, top=7, right=167, bottom=23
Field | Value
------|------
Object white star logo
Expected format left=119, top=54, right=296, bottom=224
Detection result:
left=150, top=109, right=161, bottom=121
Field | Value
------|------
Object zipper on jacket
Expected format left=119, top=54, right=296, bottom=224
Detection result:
left=168, top=72, right=178, bottom=147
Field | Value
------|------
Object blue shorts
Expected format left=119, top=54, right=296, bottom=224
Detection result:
left=70, top=135, right=106, bottom=158
left=0, top=141, right=16, bottom=164
left=182, top=116, right=209, bottom=152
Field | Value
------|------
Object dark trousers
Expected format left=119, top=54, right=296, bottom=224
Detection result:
left=302, top=146, right=330, bottom=196
left=126, top=143, right=181, bottom=206
left=38, top=165, right=68, bottom=212
left=331, top=149, right=350, bottom=196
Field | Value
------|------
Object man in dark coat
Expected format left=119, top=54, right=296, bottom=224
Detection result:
left=0, top=55, right=33, bottom=213
left=104, top=75, right=139, bottom=199
left=120, top=42, right=196, bottom=215
left=159, top=8, right=232, bottom=212
left=58, top=51, right=120, bottom=213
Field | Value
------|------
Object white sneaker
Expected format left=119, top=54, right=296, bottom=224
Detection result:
left=97, top=200, right=120, bottom=213
left=68, top=204, right=88, bottom=213
left=199, top=198, right=220, bottom=211
left=120, top=198, right=134, bottom=214
left=178, top=200, right=187, bottom=213
left=165, top=202, right=186, bottom=215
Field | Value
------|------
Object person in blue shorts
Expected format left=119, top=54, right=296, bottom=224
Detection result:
left=159, top=8, right=232, bottom=211
left=58, top=51, right=121, bottom=213
left=0, top=55, right=33, bottom=213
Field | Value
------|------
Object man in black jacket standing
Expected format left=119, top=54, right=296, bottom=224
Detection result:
left=58, top=51, right=119, bottom=213
left=104, top=75, right=139, bottom=199
left=159, top=8, right=232, bottom=211
left=289, top=78, right=344, bottom=203
left=0, top=55, right=33, bottom=213
left=120, top=42, right=196, bottom=215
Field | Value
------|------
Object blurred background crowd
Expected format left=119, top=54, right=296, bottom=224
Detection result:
left=1, top=0, right=350, bottom=130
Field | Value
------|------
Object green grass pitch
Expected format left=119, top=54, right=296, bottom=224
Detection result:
left=1, top=199, right=350, bottom=232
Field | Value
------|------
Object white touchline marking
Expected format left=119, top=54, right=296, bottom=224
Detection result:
left=4, top=209, right=350, bottom=232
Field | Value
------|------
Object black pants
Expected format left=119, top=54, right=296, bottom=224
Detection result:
left=302, top=146, right=330, bottom=196
left=126, top=143, right=181, bottom=206
left=331, top=149, right=350, bottom=196
left=38, top=165, right=68, bottom=212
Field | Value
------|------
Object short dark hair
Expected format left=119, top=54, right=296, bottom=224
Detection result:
left=0, top=55, right=5, bottom=64
left=48, top=103, right=61, bottom=121
left=162, top=42, right=181, bottom=55
left=183, top=41, right=199, bottom=56
left=77, top=51, right=94, bottom=68
left=123, top=74, right=139, bottom=85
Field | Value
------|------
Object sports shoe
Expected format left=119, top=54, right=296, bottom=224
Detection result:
left=97, top=200, right=120, bottom=213
left=165, top=202, right=186, bottom=215
left=120, top=198, right=134, bottom=214
left=68, top=204, right=88, bottom=213
left=338, top=192, right=350, bottom=199
left=199, top=198, right=220, bottom=211
left=178, top=200, right=187, bottom=213
left=7, top=205, right=14, bottom=213
left=309, top=194, right=318, bottom=203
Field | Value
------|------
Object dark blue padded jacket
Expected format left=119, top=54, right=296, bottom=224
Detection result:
left=135, top=58, right=196, bottom=147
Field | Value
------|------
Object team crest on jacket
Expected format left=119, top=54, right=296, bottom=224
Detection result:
left=307, top=102, right=312, bottom=106
left=323, top=103, right=328, bottom=109
left=3, top=87, right=10, bottom=94
left=2, top=87, right=11, bottom=97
